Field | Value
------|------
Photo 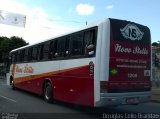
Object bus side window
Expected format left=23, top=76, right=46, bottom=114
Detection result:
left=37, top=45, right=41, bottom=61
left=18, top=50, right=23, bottom=62
left=49, top=38, right=70, bottom=59
left=84, top=29, right=96, bottom=56
left=39, top=44, right=44, bottom=60
left=28, top=47, right=33, bottom=61
left=71, top=33, right=83, bottom=57
left=24, top=49, right=28, bottom=62
left=43, top=42, right=49, bottom=60
left=49, top=40, right=58, bottom=59
left=65, top=36, right=70, bottom=57
left=54, top=40, right=58, bottom=58
left=12, top=53, right=16, bottom=63
left=56, top=38, right=65, bottom=58
left=17, top=51, right=21, bottom=62
left=9, top=53, right=12, bottom=63
left=14, top=52, right=18, bottom=63
left=49, top=41, right=54, bottom=59
left=21, top=49, right=25, bottom=62
left=32, top=46, right=38, bottom=61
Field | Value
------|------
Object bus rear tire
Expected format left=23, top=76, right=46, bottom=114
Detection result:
left=10, top=78, right=15, bottom=90
left=44, top=82, right=53, bottom=103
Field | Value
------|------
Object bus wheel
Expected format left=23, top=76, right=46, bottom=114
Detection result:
left=10, top=78, right=15, bottom=90
left=44, top=82, right=53, bottom=103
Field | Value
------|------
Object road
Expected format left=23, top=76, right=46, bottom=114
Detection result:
left=0, top=79, right=160, bottom=119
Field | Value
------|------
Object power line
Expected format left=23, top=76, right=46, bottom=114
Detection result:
left=47, top=18, right=87, bottom=24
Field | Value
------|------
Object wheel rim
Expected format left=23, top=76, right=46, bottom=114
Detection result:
left=11, top=80, right=14, bottom=88
left=45, top=84, right=52, bottom=100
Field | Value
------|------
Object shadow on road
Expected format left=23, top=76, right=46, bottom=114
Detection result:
left=52, top=101, right=135, bottom=119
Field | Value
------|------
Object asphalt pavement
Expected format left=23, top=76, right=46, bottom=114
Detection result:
left=0, top=79, right=160, bottom=119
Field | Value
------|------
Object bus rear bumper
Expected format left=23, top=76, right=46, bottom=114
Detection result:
left=95, top=91, right=151, bottom=107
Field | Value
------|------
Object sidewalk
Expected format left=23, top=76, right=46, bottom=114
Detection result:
left=151, top=87, right=160, bottom=103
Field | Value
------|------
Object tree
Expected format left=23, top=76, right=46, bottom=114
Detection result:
left=152, top=41, right=160, bottom=47
left=152, top=42, right=159, bottom=47
left=0, top=36, right=29, bottom=63
left=10, top=36, right=29, bottom=49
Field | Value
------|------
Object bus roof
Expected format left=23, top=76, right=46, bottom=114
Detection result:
left=10, top=18, right=107, bottom=53
left=11, top=18, right=147, bottom=53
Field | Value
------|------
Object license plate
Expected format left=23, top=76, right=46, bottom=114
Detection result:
left=126, top=97, right=138, bottom=104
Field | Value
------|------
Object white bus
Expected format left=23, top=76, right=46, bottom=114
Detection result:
left=9, top=18, right=151, bottom=107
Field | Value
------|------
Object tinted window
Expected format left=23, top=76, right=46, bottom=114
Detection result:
left=49, top=37, right=70, bottom=59
left=28, top=47, right=33, bottom=61
left=49, top=41, right=54, bottom=59
left=21, top=49, right=25, bottom=62
left=37, top=45, right=41, bottom=61
left=11, top=52, right=16, bottom=63
left=49, top=40, right=59, bottom=59
left=43, top=42, right=50, bottom=60
left=54, top=39, right=65, bottom=58
left=53, top=40, right=58, bottom=58
left=32, top=46, right=38, bottom=61
left=17, top=51, right=21, bottom=62
left=14, top=52, right=18, bottom=63
left=71, top=33, right=83, bottom=56
left=64, top=36, right=70, bottom=57
left=39, top=44, right=44, bottom=60
left=17, top=49, right=24, bottom=62
left=24, top=49, right=28, bottom=62
left=83, top=29, right=96, bottom=56
left=10, top=27, right=97, bottom=63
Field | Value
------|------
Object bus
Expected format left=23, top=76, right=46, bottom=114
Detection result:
left=8, top=18, right=151, bottom=107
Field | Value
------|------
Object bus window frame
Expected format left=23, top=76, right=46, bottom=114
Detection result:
left=70, top=32, right=83, bottom=58
left=9, top=26, right=97, bottom=64
left=32, top=45, right=38, bottom=61
left=24, top=48, right=29, bottom=62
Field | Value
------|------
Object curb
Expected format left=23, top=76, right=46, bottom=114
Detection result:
left=151, top=99, right=160, bottom=103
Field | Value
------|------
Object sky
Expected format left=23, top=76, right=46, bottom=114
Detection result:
left=0, top=0, right=159, bottom=44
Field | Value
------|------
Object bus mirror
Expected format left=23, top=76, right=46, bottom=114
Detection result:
left=86, top=44, right=95, bottom=56
left=87, top=44, right=94, bottom=50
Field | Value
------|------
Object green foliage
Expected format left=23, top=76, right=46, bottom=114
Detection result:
left=0, top=36, right=29, bottom=62
left=152, top=42, right=159, bottom=47
left=152, top=41, right=160, bottom=47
